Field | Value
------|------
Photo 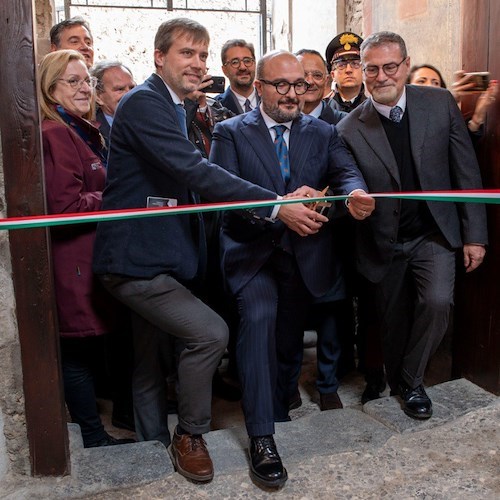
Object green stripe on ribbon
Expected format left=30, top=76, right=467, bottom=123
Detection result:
left=0, top=190, right=498, bottom=231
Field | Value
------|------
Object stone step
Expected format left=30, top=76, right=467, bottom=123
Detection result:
left=50, top=378, right=497, bottom=498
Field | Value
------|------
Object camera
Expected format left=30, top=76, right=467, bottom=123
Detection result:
left=201, top=76, right=225, bottom=94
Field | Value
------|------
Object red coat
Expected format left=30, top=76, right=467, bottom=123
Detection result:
left=42, top=118, right=114, bottom=337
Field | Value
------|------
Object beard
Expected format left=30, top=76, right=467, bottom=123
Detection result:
left=262, top=96, right=302, bottom=123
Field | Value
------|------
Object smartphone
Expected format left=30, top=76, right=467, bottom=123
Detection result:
left=463, top=72, right=490, bottom=92
left=201, top=76, right=225, bottom=94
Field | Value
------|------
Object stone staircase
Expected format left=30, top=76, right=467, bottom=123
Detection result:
left=4, top=378, right=498, bottom=499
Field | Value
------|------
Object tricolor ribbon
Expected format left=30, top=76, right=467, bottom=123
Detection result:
left=0, top=190, right=498, bottom=231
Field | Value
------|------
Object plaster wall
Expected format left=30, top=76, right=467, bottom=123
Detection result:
left=362, top=0, right=462, bottom=88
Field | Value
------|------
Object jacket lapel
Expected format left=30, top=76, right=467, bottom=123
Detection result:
left=358, top=100, right=401, bottom=187
left=288, top=114, right=314, bottom=189
left=241, top=109, right=286, bottom=192
left=406, top=85, right=428, bottom=179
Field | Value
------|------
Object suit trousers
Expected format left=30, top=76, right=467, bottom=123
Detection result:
left=100, top=273, right=228, bottom=446
left=372, top=232, right=455, bottom=390
left=235, top=248, right=311, bottom=437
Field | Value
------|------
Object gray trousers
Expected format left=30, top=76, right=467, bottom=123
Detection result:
left=100, top=273, right=228, bottom=446
left=372, top=232, right=456, bottom=390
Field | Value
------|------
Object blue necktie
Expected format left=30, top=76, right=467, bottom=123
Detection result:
left=389, top=105, right=403, bottom=123
left=244, top=99, right=252, bottom=112
left=272, top=125, right=290, bottom=183
left=174, top=103, right=188, bottom=137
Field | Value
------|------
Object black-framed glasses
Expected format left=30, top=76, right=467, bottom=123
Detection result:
left=333, top=60, right=362, bottom=71
left=363, top=58, right=407, bottom=78
left=259, top=79, right=310, bottom=95
left=224, top=57, right=255, bottom=68
left=58, top=76, right=97, bottom=90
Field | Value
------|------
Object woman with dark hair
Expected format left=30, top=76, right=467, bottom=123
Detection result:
left=38, top=49, right=134, bottom=448
left=408, top=63, right=497, bottom=138
left=408, top=64, right=446, bottom=88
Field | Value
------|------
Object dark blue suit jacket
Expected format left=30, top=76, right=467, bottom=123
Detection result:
left=93, top=74, right=277, bottom=282
left=210, top=108, right=368, bottom=297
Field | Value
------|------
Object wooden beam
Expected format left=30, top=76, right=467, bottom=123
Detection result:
left=0, top=0, right=70, bottom=475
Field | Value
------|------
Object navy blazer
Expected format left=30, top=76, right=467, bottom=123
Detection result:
left=93, top=74, right=277, bottom=281
left=210, top=108, right=368, bottom=297
left=337, top=84, right=488, bottom=283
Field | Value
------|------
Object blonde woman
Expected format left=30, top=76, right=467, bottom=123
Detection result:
left=39, top=50, right=132, bottom=448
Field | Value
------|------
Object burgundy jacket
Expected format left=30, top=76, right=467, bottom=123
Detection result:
left=42, top=117, right=114, bottom=337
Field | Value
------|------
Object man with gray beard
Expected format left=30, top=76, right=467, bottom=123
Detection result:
left=210, top=50, right=374, bottom=488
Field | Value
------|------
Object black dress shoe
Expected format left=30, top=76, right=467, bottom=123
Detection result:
left=398, top=382, right=433, bottom=419
left=85, top=433, right=135, bottom=448
left=248, top=436, right=288, bottom=488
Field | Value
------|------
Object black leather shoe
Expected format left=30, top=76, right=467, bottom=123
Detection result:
left=86, top=433, right=135, bottom=448
left=398, top=382, right=433, bottom=419
left=248, top=436, right=287, bottom=488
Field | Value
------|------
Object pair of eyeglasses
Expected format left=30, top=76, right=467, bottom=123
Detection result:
left=224, top=57, right=255, bottom=68
left=363, top=58, right=407, bottom=78
left=304, top=71, right=326, bottom=81
left=259, top=79, right=310, bottom=95
left=58, top=76, right=97, bottom=90
left=333, top=60, right=362, bottom=71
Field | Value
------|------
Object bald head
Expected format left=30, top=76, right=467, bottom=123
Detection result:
left=255, top=50, right=307, bottom=123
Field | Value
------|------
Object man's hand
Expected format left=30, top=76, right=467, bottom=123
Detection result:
left=463, top=243, right=486, bottom=273
left=277, top=203, right=328, bottom=237
left=284, top=185, right=322, bottom=199
left=346, top=189, right=376, bottom=220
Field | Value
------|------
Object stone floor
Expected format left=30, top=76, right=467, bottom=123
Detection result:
left=1, top=345, right=499, bottom=499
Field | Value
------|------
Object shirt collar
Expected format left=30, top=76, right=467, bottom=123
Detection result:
left=231, top=87, right=258, bottom=109
left=308, top=101, right=323, bottom=119
left=371, top=86, right=407, bottom=119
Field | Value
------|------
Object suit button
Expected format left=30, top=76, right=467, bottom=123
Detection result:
left=390, top=237, right=395, bottom=243
left=393, top=209, right=399, bottom=215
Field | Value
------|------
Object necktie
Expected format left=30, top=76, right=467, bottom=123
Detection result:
left=174, top=103, right=189, bottom=137
left=244, top=99, right=252, bottom=112
left=389, top=105, right=403, bottom=123
left=272, top=125, right=290, bottom=183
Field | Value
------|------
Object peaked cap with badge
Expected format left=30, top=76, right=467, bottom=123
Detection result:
left=325, top=31, right=363, bottom=72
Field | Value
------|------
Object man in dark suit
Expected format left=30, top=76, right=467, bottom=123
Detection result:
left=337, top=31, right=488, bottom=420
left=93, top=18, right=326, bottom=484
left=91, top=60, right=135, bottom=148
left=215, top=39, right=259, bottom=114
left=210, top=50, right=374, bottom=488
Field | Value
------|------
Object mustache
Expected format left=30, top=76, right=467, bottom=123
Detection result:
left=278, top=97, right=299, bottom=105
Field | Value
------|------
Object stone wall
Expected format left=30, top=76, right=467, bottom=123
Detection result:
left=362, top=0, right=461, bottom=88
left=0, top=136, right=30, bottom=480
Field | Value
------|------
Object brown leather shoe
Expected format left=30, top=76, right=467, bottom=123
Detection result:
left=169, top=429, right=214, bottom=482
left=319, top=392, right=343, bottom=411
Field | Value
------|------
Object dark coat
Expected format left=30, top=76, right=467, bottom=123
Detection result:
left=336, top=85, right=488, bottom=283
left=210, top=108, right=368, bottom=297
left=42, top=118, right=113, bottom=337
left=93, top=73, right=277, bottom=282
